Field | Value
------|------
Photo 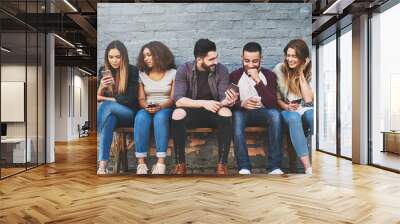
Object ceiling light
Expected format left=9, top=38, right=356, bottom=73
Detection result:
left=78, top=67, right=93, bottom=76
left=63, top=0, right=78, bottom=12
left=322, top=0, right=353, bottom=15
left=1, top=47, right=11, bottom=53
left=54, top=34, right=75, bottom=48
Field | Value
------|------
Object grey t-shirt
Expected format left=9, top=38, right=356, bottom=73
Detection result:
left=139, top=69, right=176, bottom=105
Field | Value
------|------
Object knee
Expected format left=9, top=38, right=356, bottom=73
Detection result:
left=283, top=112, right=301, bottom=124
left=135, top=110, right=151, bottom=124
left=217, top=107, right=232, bottom=117
left=269, top=110, right=282, bottom=124
left=304, top=110, right=314, bottom=122
left=98, top=101, right=112, bottom=115
left=102, top=114, right=117, bottom=129
left=154, top=110, right=171, bottom=123
left=288, top=116, right=301, bottom=125
left=172, top=108, right=186, bottom=120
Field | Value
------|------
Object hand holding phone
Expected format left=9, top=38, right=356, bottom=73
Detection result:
left=101, top=70, right=114, bottom=87
left=251, top=96, right=262, bottom=108
left=146, top=102, right=160, bottom=114
left=228, top=83, right=239, bottom=93
left=289, top=99, right=302, bottom=104
left=146, top=102, right=157, bottom=108
left=222, top=85, right=239, bottom=106
left=287, top=99, right=301, bottom=111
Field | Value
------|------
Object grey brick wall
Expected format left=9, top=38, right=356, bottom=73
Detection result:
left=97, top=3, right=312, bottom=72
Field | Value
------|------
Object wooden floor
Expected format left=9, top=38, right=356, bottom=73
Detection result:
left=372, top=150, right=400, bottom=171
left=0, top=135, right=400, bottom=223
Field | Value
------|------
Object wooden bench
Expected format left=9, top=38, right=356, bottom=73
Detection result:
left=110, top=127, right=268, bottom=174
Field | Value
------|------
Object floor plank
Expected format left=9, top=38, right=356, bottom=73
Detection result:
left=0, top=135, right=399, bottom=223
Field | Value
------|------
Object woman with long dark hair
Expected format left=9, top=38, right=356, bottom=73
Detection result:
left=273, top=39, right=314, bottom=174
left=97, top=40, right=139, bottom=174
left=134, top=41, right=176, bottom=175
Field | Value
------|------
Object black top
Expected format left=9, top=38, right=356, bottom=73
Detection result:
left=98, top=64, right=139, bottom=110
left=195, top=69, right=213, bottom=100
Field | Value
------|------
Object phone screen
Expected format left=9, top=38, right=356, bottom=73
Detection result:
left=228, top=83, right=239, bottom=93
left=147, top=103, right=157, bottom=108
left=290, top=99, right=302, bottom=104
left=102, top=70, right=112, bottom=78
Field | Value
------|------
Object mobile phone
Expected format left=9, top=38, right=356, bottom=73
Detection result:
left=289, top=99, right=302, bottom=104
left=147, top=102, right=157, bottom=108
left=228, top=83, right=239, bottom=93
left=250, top=95, right=262, bottom=102
left=102, top=70, right=111, bottom=78
left=101, top=70, right=114, bottom=84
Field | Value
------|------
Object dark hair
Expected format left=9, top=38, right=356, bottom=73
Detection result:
left=137, top=41, right=176, bottom=74
left=104, top=40, right=129, bottom=94
left=193, top=39, right=216, bottom=58
left=243, top=42, right=262, bottom=55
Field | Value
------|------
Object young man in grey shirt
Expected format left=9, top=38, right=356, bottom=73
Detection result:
left=172, top=39, right=237, bottom=175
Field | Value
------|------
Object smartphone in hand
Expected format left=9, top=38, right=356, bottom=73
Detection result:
left=101, top=70, right=114, bottom=85
left=228, top=83, right=239, bottom=93
left=147, top=102, right=157, bottom=108
left=289, top=99, right=302, bottom=104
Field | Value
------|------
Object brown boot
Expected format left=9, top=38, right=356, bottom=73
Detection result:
left=174, top=163, right=186, bottom=175
left=216, top=163, right=228, bottom=175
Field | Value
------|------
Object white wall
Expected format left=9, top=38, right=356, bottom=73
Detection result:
left=1, top=63, right=46, bottom=163
left=1, top=65, right=36, bottom=137
left=54, top=66, right=89, bottom=141
left=54, top=66, right=69, bottom=141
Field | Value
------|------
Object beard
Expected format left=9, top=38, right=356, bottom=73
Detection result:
left=201, top=62, right=216, bottom=72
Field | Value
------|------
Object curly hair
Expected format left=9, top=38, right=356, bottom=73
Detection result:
left=137, top=41, right=176, bottom=74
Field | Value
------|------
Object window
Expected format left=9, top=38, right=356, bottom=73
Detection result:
left=339, top=27, right=352, bottom=158
left=317, top=35, right=337, bottom=154
left=370, top=3, right=400, bottom=171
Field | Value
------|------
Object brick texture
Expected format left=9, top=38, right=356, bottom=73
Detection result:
left=98, top=3, right=312, bottom=72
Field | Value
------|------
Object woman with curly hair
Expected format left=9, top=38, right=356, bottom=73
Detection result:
left=134, top=41, right=176, bottom=175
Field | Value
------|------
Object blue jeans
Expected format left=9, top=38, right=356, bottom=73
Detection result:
left=97, top=101, right=136, bottom=161
left=134, top=108, right=172, bottom=158
left=281, top=109, right=314, bottom=157
left=233, top=108, right=283, bottom=172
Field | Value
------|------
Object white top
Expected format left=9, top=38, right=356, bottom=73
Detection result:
left=273, top=63, right=313, bottom=115
left=237, top=71, right=267, bottom=102
left=139, top=69, right=176, bottom=105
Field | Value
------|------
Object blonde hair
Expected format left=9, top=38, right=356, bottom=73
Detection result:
left=281, top=39, right=311, bottom=97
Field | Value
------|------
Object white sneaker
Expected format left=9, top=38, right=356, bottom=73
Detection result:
left=238, top=169, right=251, bottom=175
left=268, top=168, right=284, bottom=175
left=305, top=167, right=313, bottom=175
left=136, top=163, right=148, bottom=175
left=151, top=163, right=166, bottom=175
left=97, top=167, right=109, bottom=175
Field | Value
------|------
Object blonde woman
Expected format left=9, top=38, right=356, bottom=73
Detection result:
left=273, top=39, right=314, bottom=174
